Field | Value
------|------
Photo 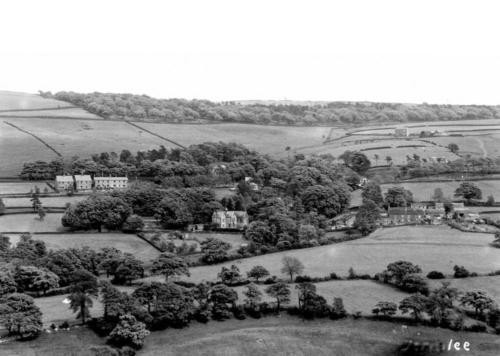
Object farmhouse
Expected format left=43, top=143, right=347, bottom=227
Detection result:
left=394, top=127, right=409, bottom=137
left=212, top=210, right=249, bottom=230
left=74, top=175, right=92, bottom=191
left=55, top=175, right=74, bottom=190
left=94, top=176, right=128, bottom=190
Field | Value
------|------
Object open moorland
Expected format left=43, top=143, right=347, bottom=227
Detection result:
left=3, top=317, right=500, bottom=356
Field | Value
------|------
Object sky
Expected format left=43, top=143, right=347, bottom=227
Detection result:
left=1, top=0, right=500, bottom=104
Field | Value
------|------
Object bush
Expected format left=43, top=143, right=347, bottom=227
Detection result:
left=453, top=265, right=470, bottom=278
left=232, top=305, right=246, bottom=320
left=329, top=272, right=340, bottom=280
left=464, top=323, right=487, bottom=333
left=88, top=317, right=118, bottom=337
left=295, top=275, right=313, bottom=283
left=426, top=271, right=445, bottom=279
left=263, top=276, right=277, bottom=284
left=194, top=307, right=210, bottom=323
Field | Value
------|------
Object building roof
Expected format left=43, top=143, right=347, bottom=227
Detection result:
left=74, top=175, right=92, bottom=181
left=56, top=175, right=73, bottom=182
left=94, top=176, right=128, bottom=181
left=213, top=210, right=248, bottom=218
left=388, top=207, right=425, bottom=216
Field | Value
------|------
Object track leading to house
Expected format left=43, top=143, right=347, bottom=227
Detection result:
left=3, top=121, right=62, bottom=157
left=125, top=120, right=187, bottom=149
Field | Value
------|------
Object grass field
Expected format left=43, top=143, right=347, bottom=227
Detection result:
left=233, top=280, right=408, bottom=315
left=2, top=195, right=86, bottom=208
left=428, top=276, right=500, bottom=305
left=0, top=213, right=66, bottom=232
left=4, top=317, right=499, bottom=356
left=381, top=180, right=500, bottom=202
left=0, top=107, right=100, bottom=119
left=0, top=117, right=337, bottom=176
left=297, top=137, right=458, bottom=165
left=0, top=122, right=60, bottom=176
left=0, top=181, right=52, bottom=194
left=5, top=232, right=161, bottom=263
left=0, top=91, right=74, bottom=110
left=139, top=226, right=500, bottom=284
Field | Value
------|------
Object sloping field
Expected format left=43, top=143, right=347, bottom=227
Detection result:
left=2, top=195, right=86, bottom=208
left=140, top=226, right=500, bottom=284
left=428, top=276, right=500, bottom=305
left=0, top=118, right=338, bottom=175
left=381, top=180, right=500, bottom=202
left=139, top=122, right=337, bottom=156
left=0, top=213, right=66, bottom=232
left=5, top=232, right=161, bottom=263
left=298, top=142, right=457, bottom=165
left=0, top=91, right=73, bottom=110
left=0, top=122, right=59, bottom=176
left=0, top=107, right=101, bottom=119
left=233, top=280, right=408, bottom=315
left=0, top=181, right=52, bottom=194
left=5, top=317, right=500, bottom=356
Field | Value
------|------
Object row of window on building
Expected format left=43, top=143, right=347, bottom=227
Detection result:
left=55, top=175, right=128, bottom=191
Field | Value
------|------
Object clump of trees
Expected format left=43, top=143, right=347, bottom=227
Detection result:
left=62, top=195, right=132, bottom=232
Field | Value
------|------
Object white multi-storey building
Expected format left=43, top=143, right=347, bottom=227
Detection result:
left=74, top=175, right=92, bottom=191
left=94, top=176, right=128, bottom=190
left=55, top=175, right=74, bottom=190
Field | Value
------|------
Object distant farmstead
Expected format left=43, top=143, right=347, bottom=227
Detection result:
left=212, top=210, right=249, bottom=230
left=94, top=176, right=128, bottom=190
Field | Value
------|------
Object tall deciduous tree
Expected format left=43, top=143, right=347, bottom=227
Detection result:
left=265, top=282, right=291, bottom=312
left=151, top=252, right=190, bottom=281
left=281, top=256, right=305, bottom=282
left=0, top=293, right=43, bottom=340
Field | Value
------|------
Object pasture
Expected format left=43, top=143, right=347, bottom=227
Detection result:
left=4, top=316, right=500, bottom=356
left=0, top=91, right=73, bottom=110
left=0, top=107, right=100, bottom=119
left=381, top=179, right=500, bottom=202
left=5, top=232, right=161, bottom=263
left=296, top=138, right=458, bottom=165
left=0, top=213, right=65, bottom=232
left=0, top=118, right=337, bottom=176
left=140, top=226, right=500, bottom=284
left=234, top=280, right=408, bottom=315
left=428, top=276, right=500, bottom=305
left=2, top=195, right=86, bottom=208
left=0, top=181, right=52, bottom=195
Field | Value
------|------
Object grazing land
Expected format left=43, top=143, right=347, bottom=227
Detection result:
left=0, top=213, right=66, bottom=232
left=2, top=195, right=86, bottom=208
left=0, top=181, right=52, bottom=194
left=0, top=91, right=74, bottom=110
left=140, top=226, right=500, bottom=284
left=381, top=180, right=500, bottom=202
left=5, top=232, right=161, bottom=263
left=4, top=317, right=499, bottom=356
left=428, top=276, right=500, bottom=305
left=234, top=280, right=408, bottom=315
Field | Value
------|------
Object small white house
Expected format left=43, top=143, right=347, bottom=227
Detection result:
left=74, top=175, right=92, bottom=191
left=94, top=176, right=128, bottom=190
left=394, top=127, right=409, bottom=137
left=55, top=175, right=74, bottom=190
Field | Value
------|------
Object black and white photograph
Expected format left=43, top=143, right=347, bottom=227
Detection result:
left=1, top=1, right=500, bottom=355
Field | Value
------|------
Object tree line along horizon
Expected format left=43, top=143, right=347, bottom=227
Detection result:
left=41, top=90, right=500, bottom=126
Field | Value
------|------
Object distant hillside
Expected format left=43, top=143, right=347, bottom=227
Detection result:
left=46, top=91, right=500, bottom=126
